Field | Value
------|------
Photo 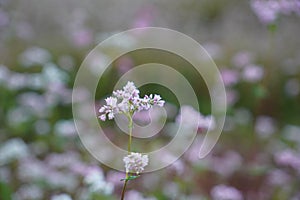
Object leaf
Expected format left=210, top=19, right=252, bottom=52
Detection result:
left=120, top=175, right=140, bottom=181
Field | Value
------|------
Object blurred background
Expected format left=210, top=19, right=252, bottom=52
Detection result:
left=1, top=0, right=300, bottom=199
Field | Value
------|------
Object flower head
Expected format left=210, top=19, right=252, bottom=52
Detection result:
left=123, top=152, right=149, bottom=174
left=211, top=185, right=243, bottom=200
left=99, top=81, right=165, bottom=121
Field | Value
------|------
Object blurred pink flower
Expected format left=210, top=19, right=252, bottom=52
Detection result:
left=71, top=29, right=93, bottom=47
left=221, top=69, right=239, bottom=86
left=132, top=7, right=154, bottom=28
left=116, top=56, right=134, bottom=74
left=251, top=0, right=300, bottom=24
left=211, top=151, right=243, bottom=177
left=106, top=171, right=125, bottom=186
left=274, top=149, right=300, bottom=170
left=232, top=51, right=254, bottom=68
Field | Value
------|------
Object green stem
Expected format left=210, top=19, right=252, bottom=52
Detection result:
left=127, top=115, right=133, bottom=153
left=121, top=180, right=128, bottom=200
left=121, top=114, right=133, bottom=200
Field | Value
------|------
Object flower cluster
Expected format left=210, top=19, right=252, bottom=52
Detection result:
left=123, top=152, right=149, bottom=174
left=251, top=0, right=300, bottom=24
left=176, top=105, right=216, bottom=131
left=99, top=81, right=165, bottom=121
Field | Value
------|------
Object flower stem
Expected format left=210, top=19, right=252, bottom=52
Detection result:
left=127, top=115, right=133, bottom=153
left=121, top=179, right=128, bottom=200
left=121, top=114, right=133, bottom=200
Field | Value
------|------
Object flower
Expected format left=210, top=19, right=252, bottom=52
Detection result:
left=175, top=105, right=215, bottom=131
left=83, top=167, right=114, bottom=195
left=242, top=64, right=264, bottom=82
left=99, top=81, right=165, bottom=121
left=123, top=152, right=149, bottom=174
left=250, top=0, right=300, bottom=24
left=51, top=194, right=72, bottom=200
left=211, top=185, right=243, bottom=200
left=0, top=138, right=29, bottom=165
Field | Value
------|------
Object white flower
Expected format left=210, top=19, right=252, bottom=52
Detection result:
left=176, top=105, right=215, bottom=131
left=0, top=138, right=29, bottom=165
left=123, top=152, right=149, bottom=174
left=99, top=81, right=164, bottom=121
left=242, top=65, right=264, bottom=82
left=51, top=194, right=72, bottom=200
left=105, top=97, right=118, bottom=107
left=84, top=167, right=114, bottom=195
left=211, top=185, right=243, bottom=200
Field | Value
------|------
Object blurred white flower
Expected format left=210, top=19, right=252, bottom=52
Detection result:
left=242, top=64, right=264, bottom=82
left=14, top=185, right=43, bottom=200
left=54, top=120, right=76, bottom=136
left=83, top=167, right=114, bottom=195
left=211, top=151, right=243, bottom=177
left=0, top=138, right=29, bottom=165
left=42, top=63, right=69, bottom=84
left=123, top=152, right=149, bottom=174
left=255, top=116, right=276, bottom=138
left=51, top=194, right=72, bottom=200
left=19, top=47, right=51, bottom=67
left=176, top=105, right=215, bottom=131
left=267, top=169, right=291, bottom=186
left=232, top=51, right=254, bottom=68
left=18, top=157, right=49, bottom=181
left=211, top=185, right=243, bottom=200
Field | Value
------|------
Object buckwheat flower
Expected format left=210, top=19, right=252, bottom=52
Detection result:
left=251, top=0, right=279, bottom=24
left=176, top=105, right=215, bottom=131
left=242, top=64, right=264, bottom=82
left=232, top=51, right=254, bottom=68
left=220, top=69, right=239, bottom=86
left=99, top=81, right=164, bottom=121
left=274, top=149, right=300, bottom=170
left=13, top=185, right=43, bottom=200
left=19, top=47, right=51, bottom=67
left=211, top=185, right=243, bottom=200
left=123, top=152, right=149, bottom=174
left=0, top=138, right=29, bottom=165
left=51, top=194, right=72, bottom=200
left=152, top=94, right=165, bottom=107
left=84, top=167, right=114, bottom=195
left=251, top=0, right=300, bottom=24
left=255, top=116, right=276, bottom=138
